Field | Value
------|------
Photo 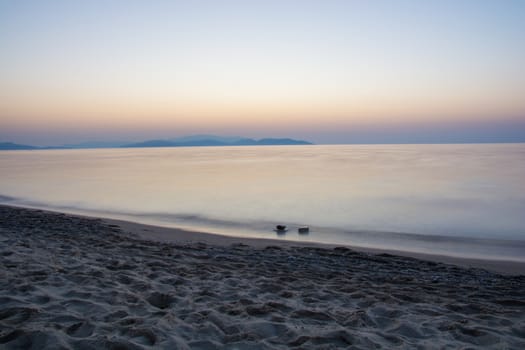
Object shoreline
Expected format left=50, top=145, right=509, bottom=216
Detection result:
left=110, top=217, right=525, bottom=276
left=3, top=204, right=524, bottom=275
left=1, top=204, right=524, bottom=348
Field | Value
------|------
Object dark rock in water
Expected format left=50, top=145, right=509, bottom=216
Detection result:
left=298, top=226, right=309, bottom=234
left=276, top=225, right=286, bottom=231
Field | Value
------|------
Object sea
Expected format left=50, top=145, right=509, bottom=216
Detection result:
left=1, top=143, right=524, bottom=262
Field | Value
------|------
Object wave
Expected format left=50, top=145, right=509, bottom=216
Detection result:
left=0, top=195, right=16, bottom=202
left=2, top=194, right=524, bottom=262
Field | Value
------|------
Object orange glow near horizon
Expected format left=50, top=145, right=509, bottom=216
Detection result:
left=2, top=84, right=524, bottom=130
left=1, top=1, right=524, bottom=144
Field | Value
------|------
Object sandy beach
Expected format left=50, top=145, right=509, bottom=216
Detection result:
left=1, top=205, right=524, bottom=349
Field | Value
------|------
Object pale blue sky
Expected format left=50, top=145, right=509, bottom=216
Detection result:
left=1, top=0, right=524, bottom=145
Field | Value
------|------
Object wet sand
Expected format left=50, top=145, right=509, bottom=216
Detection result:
left=1, top=205, right=524, bottom=349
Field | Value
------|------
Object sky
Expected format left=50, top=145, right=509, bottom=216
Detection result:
left=1, top=0, right=524, bottom=145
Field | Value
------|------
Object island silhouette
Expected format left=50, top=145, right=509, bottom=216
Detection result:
left=0, top=135, right=312, bottom=150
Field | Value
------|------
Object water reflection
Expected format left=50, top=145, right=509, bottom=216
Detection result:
left=0, top=144, right=524, bottom=247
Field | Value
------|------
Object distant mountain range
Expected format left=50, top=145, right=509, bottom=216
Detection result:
left=122, top=137, right=312, bottom=148
left=0, top=142, right=39, bottom=150
left=0, top=142, right=74, bottom=150
left=0, top=135, right=312, bottom=150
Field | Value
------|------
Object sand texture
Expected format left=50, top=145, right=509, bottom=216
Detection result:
left=1, top=205, right=524, bottom=349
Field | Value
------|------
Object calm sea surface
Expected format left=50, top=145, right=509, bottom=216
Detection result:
left=1, top=144, right=524, bottom=261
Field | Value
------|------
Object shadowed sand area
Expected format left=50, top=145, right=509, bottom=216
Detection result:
left=1, top=205, right=524, bottom=349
